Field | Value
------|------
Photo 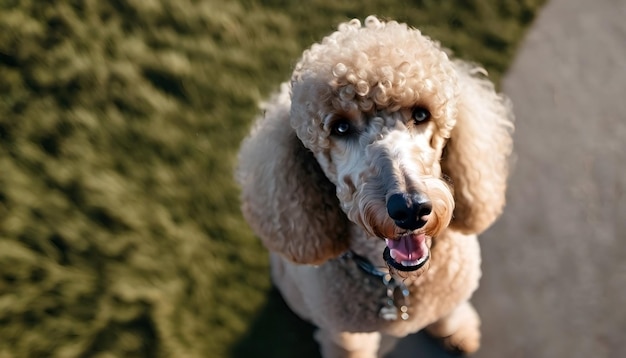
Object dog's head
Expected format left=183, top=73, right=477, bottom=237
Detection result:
left=237, top=17, right=513, bottom=274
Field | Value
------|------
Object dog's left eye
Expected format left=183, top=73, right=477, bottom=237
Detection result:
left=331, top=120, right=352, bottom=136
left=412, top=107, right=431, bottom=124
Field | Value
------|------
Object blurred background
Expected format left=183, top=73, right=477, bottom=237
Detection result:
left=4, top=0, right=624, bottom=357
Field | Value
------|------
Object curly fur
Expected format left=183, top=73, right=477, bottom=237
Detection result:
left=237, top=16, right=513, bottom=357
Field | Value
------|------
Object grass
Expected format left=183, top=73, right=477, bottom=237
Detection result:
left=0, top=0, right=544, bottom=357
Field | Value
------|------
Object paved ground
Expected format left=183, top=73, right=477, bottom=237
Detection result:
left=388, top=0, right=626, bottom=356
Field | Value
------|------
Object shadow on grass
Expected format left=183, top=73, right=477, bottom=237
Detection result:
left=231, top=286, right=320, bottom=358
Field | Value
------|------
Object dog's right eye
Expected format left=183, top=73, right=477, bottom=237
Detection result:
left=331, top=120, right=352, bottom=136
left=412, top=107, right=431, bottom=124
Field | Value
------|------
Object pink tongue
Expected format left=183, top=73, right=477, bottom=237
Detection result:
left=385, top=234, right=427, bottom=262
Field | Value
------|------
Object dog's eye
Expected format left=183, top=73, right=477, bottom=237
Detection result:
left=331, top=120, right=352, bottom=136
left=412, top=107, right=431, bottom=124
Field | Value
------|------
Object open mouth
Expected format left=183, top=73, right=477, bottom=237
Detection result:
left=383, top=233, right=430, bottom=272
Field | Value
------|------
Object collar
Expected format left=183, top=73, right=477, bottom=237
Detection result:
left=342, top=250, right=388, bottom=279
left=341, top=250, right=411, bottom=321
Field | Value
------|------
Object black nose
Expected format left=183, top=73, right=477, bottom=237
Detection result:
left=386, top=192, right=432, bottom=230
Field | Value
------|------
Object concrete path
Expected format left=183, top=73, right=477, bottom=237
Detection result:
left=388, top=0, right=626, bottom=356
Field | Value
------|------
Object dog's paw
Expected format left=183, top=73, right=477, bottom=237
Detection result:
left=437, top=318, right=481, bottom=355
left=425, top=301, right=481, bottom=355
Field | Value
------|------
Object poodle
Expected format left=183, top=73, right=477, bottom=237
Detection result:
left=237, top=16, right=513, bottom=357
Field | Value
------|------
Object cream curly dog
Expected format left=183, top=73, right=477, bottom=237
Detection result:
left=237, top=16, right=513, bottom=357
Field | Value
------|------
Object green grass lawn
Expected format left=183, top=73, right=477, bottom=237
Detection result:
left=0, top=1, right=543, bottom=357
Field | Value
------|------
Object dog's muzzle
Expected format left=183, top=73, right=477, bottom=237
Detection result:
left=383, top=192, right=431, bottom=271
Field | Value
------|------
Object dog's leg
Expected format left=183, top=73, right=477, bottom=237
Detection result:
left=425, top=300, right=481, bottom=354
left=314, top=329, right=381, bottom=358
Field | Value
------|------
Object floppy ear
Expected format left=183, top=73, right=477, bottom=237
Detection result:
left=442, top=61, right=514, bottom=235
left=236, top=84, right=351, bottom=265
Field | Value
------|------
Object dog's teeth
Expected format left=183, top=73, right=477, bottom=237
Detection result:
left=400, top=256, right=426, bottom=267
